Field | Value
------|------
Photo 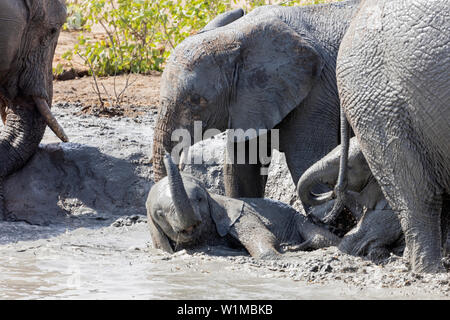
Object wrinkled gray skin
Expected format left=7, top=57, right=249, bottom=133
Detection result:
left=297, top=137, right=404, bottom=260
left=336, top=0, right=450, bottom=272
left=146, top=154, right=339, bottom=259
left=339, top=204, right=404, bottom=262
left=298, top=137, right=384, bottom=219
left=153, top=1, right=361, bottom=199
left=0, top=0, right=67, bottom=220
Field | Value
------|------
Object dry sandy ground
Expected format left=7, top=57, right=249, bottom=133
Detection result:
left=52, top=73, right=161, bottom=116
left=53, top=30, right=162, bottom=113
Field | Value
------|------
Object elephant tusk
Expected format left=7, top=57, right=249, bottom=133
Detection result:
left=0, top=98, right=6, bottom=125
left=0, top=109, right=5, bottom=125
left=33, top=97, right=69, bottom=143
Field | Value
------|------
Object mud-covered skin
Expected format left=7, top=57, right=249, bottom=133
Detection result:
left=298, top=137, right=384, bottom=218
left=152, top=1, right=361, bottom=200
left=146, top=155, right=339, bottom=259
left=0, top=0, right=67, bottom=219
left=336, top=0, right=450, bottom=272
left=0, top=179, right=5, bottom=220
left=298, top=137, right=404, bottom=259
left=338, top=201, right=404, bottom=262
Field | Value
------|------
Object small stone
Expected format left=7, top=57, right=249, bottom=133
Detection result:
left=310, top=265, right=319, bottom=272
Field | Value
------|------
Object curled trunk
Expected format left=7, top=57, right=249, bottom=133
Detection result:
left=297, top=153, right=339, bottom=207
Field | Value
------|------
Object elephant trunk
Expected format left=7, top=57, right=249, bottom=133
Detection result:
left=153, top=103, right=177, bottom=182
left=163, top=153, right=200, bottom=231
left=0, top=100, right=47, bottom=179
left=297, top=151, right=340, bottom=207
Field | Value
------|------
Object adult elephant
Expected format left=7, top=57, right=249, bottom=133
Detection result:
left=335, top=0, right=449, bottom=272
left=0, top=0, right=68, bottom=218
left=153, top=1, right=361, bottom=198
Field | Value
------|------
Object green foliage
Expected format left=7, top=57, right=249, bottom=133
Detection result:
left=64, top=2, right=87, bottom=31
left=63, top=0, right=337, bottom=76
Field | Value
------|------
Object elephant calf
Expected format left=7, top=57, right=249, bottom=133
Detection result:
left=297, top=137, right=404, bottom=261
left=146, top=154, right=340, bottom=259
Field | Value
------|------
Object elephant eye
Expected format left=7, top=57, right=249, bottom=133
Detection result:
left=190, top=94, right=201, bottom=105
left=50, top=27, right=58, bottom=35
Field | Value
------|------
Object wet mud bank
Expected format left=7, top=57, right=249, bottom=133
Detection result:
left=0, top=103, right=449, bottom=299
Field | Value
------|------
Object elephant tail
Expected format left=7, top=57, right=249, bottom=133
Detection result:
left=321, top=106, right=351, bottom=224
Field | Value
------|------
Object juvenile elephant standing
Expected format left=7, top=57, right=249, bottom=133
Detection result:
left=152, top=1, right=361, bottom=198
left=335, top=0, right=450, bottom=272
left=0, top=0, right=68, bottom=218
left=297, top=137, right=404, bottom=260
left=298, top=137, right=384, bottom=219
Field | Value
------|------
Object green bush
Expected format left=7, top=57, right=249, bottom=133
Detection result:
left=63, top=0, right=336, bottom=76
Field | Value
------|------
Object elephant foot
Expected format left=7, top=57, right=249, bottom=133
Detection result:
left=442, top=256, right=450, bottom=271
left=366, top=247, right=391, bottom=263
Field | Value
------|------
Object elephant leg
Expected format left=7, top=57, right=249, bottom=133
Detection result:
left=360, top=137, right=445, bottom=273
left=441, top=194, right=450, bottom=255
left=224, top=162, right=267, bottom=198
left=230, top=213, right=280, bottom=259
left=400, top=197, right=444, bottom=273
left=0, top=178, right=16, bottom=222
left=224, top=138, right=268, bottom=198
left=294, top=213, right=341, bottom=250
left=0, top=177, right=5, bottom=220
left=277, top=96, right=340, bottom=187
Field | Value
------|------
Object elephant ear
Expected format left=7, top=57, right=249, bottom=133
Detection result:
left=229, top=17, right=323, bottom=139
left=147, top=215, right=174, bottom=254
left=209, top=195, right=244, bottom=237
left=200, top=8, right=245, bottom=33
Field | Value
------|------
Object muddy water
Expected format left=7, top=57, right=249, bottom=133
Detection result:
left=0, top=221, right=447, bottom=300
left=0, top=222, right=313, bottom=300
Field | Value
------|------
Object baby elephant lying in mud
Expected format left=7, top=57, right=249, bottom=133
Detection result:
left=146, top=154, right=340, bottom=259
